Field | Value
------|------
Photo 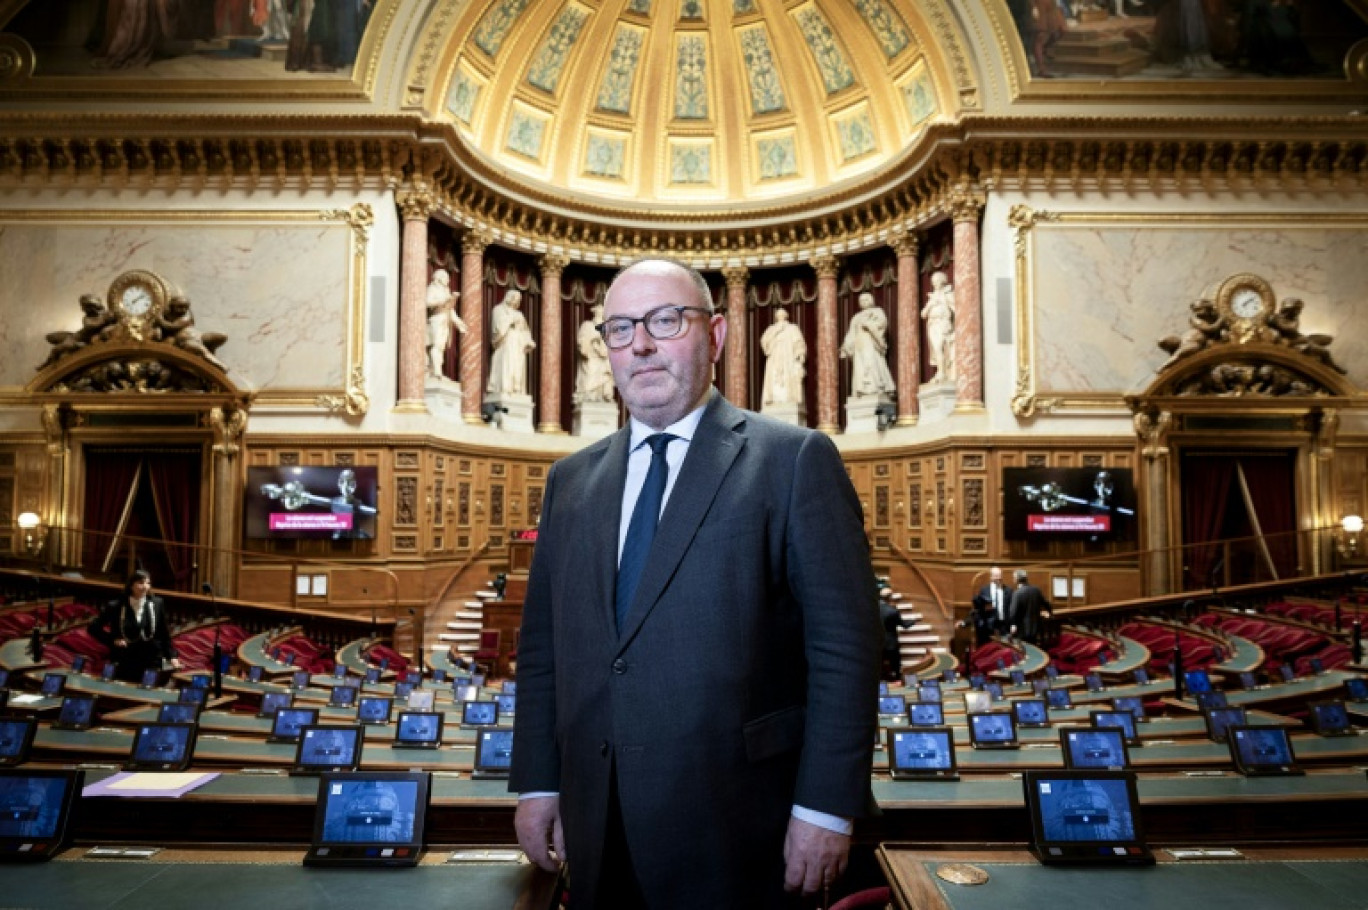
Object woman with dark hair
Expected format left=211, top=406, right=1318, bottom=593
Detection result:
left=90, top=570, right=180, bottom=683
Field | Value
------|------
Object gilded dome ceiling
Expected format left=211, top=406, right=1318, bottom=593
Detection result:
left=432, top=0, right=951, bottom=210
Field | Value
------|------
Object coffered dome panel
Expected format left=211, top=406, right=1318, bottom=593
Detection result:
left=434, top=0, right=952, bottom=209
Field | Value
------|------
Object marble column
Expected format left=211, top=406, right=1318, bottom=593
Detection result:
left=950, top=189, right=986, bottom=412
left=894, top=233, right=921, bottom=426
left=396, top=187, right=435, bottom=413
left=459, top=232, right=487, bottom=424
left=537, top=253, right=569, bottom=434
left=813, top=256, right=840, bottom=433
left=722, top=266, right=749, bottom=407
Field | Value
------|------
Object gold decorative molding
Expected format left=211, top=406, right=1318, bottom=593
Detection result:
left=395, top=187, right=436, bottom=222
left=317, top=365, right=371, bottom=417
left=721, top=266, right=749, bottom=289
left=321, top=202, right=376, bottom=251
left=209, top=406, right=248, bottom=457
left=539, top=252, right=569, bottom=276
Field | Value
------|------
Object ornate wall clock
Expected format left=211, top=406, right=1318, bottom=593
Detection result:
left=107, top=270, right=170, bottom=342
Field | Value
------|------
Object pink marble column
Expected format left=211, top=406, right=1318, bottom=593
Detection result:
left=894, top=233, right=921, bottom=426
left=721, top=266, right=749, bottom=407
left=537, top=253, right=568, bottom=433
left=459, top=232, right=487, bottom=424
left=813, top=256, right=840, bottom=433
left=951, top=193, right=985, bottom=412
left=396, top=187, right=435, bottom=413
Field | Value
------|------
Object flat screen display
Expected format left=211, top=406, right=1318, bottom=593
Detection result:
left=0, top=774, right=70, bottom=839
left=908, top=702, right=943, bottom=726
left=395, top=712, right=442, bottom=746
left=39, top=674, right=64, bottom=697
left=260, top=691, right=293, bottom=717
left=475, top=729, right=513, bottom=773
left=357, top=697, right=392, bottom=724
left=330, top=686, right=359, bottom=708
left=1184, top=670, right=1213, bottom=695
left=1230, top=726, right=1296, bottom=770
left=1030, top=775, right=1138, bottom=842
left=917, top=684, right=942, bottom=704
left=296, top=726, right=362, bottom=772
left=56, top=696, right=95, bottom=728
left=271, top=708, right=319, bottom=742
left=317, top=777, right=422, bottom=845
left=889, top=729, right=955, bottom=772
left=1203, top=706, right=1247, bottom=743
left=0, top=720, right=35, bottom=762
left=157, top=703, right=200, bottom=724
left=1111, top=696, right=1145, bottom=722
left=128, top=723, right=194, bottom=770
left=1309, top=701, right=1350, bottom=734
left=1046, top=688, right=1073, bottom=709
left=1090, top=710, right=1138, bottom=742
left=878, top=695, right=906, bottom=716
left=462, top=701, right=498, bottom=726
left=1062, top=728, right=1129, bottom=769
left=1003, top=467, right=1136, bottom=540
left=244, top=466, right=378, bottom=540
left=968, top=712, right=1016, bottom=745
left=1345, top=677, right=1368, bottom=702
left=1013, top=699, right=1048, bottom=726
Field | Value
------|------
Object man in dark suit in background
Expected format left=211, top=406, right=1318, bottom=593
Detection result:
left=972, top=566, right=1010, bottom=636
left=1008, top=569, right=1052, bottom=644
left=879, top=586, right=914, bottom=681
left=511, top=258, right=881, bottom=909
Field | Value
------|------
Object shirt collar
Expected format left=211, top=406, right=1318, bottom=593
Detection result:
left=627, top=397, right=709, bottom=452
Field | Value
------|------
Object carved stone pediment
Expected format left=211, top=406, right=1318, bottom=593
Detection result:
left=1141, top=342, right=1351, bottom=401
left=27, top=342, right=234, bottom=397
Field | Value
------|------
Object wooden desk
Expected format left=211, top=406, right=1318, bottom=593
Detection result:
left=878, top=845, right=1368, bottom=910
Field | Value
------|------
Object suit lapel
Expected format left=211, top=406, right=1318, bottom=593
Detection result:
left=586, top=427, right=632, bottom=638
left=616, top=394, right=746, bottom=652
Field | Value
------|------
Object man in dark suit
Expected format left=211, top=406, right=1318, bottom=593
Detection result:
left=879, top=587, right=914, bottom=681
left=1008, top=569, right=1052, bottom=644
left=972, top=566, right=1010, bottom=636
left=511, top=259, right=881, bottom=909
left=90, top=569, right=179, bottom=683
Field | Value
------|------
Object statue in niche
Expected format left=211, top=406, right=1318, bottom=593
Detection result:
left=840, top=292, right=896, bottom=397
left=920, top=270, right=956, bottom=384
left=1267, top=298, right=1347, bottom=374
left=38, top=295, right=117, bottom=370
left=573, top=303, right=615, bottom=404
left=486, top=289, right=536, bottom=397
left=157, top=296, right=228, bottom=370
left=1158, top=298, right=1228, bottom=369
left=425, top=269, right=467, bottom=379
left=760, top=307, right=806, bottom=406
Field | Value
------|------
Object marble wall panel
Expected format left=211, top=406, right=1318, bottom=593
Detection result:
left=1032, top=223, right=1368, bottom=394
left=0, top=218, right=351, bottom=392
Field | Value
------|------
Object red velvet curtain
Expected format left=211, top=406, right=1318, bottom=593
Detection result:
left=81, top=450, right=144, bottom=575
left=744, top=268, right=819, bottom=418
left=1235, top=454, right=1298, bottom=580
left=146, top=451, right=202, bottom=591
left=1181, top=454, right=1236, bottom=589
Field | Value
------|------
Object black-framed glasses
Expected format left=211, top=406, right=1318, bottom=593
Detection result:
left=596, top=305, right=711, bottom=350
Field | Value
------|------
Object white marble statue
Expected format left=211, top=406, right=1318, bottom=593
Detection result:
left=574, top=303, right=616, bottom=404
left=486, top=289, right=536, bottom=397
left=921, top=270, right=955, bottom=384
left=840, top=292, right=896, bottom=397
left=426, top=269, right=467, bottom=379
left=760, top=308, right=806, bottom=406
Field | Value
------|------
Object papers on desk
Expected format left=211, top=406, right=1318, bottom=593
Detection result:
left=8, top=693, right=44, bottom=705
left=83, top=772, right=219, bottom=799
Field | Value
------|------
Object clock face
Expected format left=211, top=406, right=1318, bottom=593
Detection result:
left=121, top=285, right=153, bottom=317
left=1230, top=288, right=1264, bottom=319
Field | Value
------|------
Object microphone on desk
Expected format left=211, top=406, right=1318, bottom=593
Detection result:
left=204, top=582, right=221, bottom=699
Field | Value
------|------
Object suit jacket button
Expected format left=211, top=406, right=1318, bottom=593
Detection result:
left=600, top=741, right=610, bottom=757
left=612, top=659, right=627, bottom=674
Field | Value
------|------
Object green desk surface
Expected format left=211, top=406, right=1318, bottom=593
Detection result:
left=3, top=850, right=549, bottom=910
left=871, top=770, right=1368, bottom=808
left=34, top=726, right=480, bottom=771
left=26, top=670, right=234, bottom=709
left=880, top=847, right=1368, bottom=910
left=428, top=648, right=464, bottom=675
left=1212, top=633, right=1265, bottom=674
left=0, top=636, right=45, bottom=672
left=1167, top=671, right=1356, bottom=710
left=1094, top=636, right=1150, bottom=676
left=75, top=768, right=514, bottom=803
left=912, top=651, right=959, bottom=680
left=878, top=711, right=1289, bottom=744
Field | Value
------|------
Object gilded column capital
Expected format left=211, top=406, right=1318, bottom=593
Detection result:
left=209, top=406, right=248, bottom=457
left=722, top=266, right=749, bottom=289
left=947, top=183, right=986, bottom=223
left=539, top=252, right=569, bottom=277
left=892, top=232, right=920, bottom=259
left=396, top=186, right=436, bottom=223
left=811, top=255, right=839, bottom=279
left=461, top=229, right=489, bottom=256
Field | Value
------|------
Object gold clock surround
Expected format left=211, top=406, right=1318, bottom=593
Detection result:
left=106, top=269, right=170, bottom=342
left=1213, top=272, right=1276, bottom=343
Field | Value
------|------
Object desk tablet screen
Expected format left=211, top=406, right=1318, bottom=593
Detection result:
left=298, top=727, right=361, bottom=771
left=1203, top=706, right=1246, bottom=743
left=1062, top=728, right=1129, bottom=769
left=365, top=668, right=381, bottom=684
left=432, top=670, right=447, bottom=684
left=318, top=777, right=423, bottom=845
left=462, top=701, right=499, bottom=726
left=292, top=671, right=310, bottom=689
left=1084, top=673, right=1103, bottom=692
left=0, top=774, right=71, bottom=839
left=1045, top=689, right=1072, bottom=709
left=358, top=697, right=392, bottom=724
left=39, top=674, right=64, bottom=697
left=272, top=708, right=319, bottom=741
left=968, top=713, right=1015, bottom=744
left=130, top=724, right=192, bottom=767
left=1240, top=671, right=1259, bottom=690
left=495, top=693, right=516, bottom=716
left=396, top=712, right=442, bottom=745
left=890, top=730, right=954, bottom=771
left=1195, top=691, right=1228, bottom=710
left=917, top=684, right=942, bottom=704
left=1279, top=664, right=1295, bottom=682
left=0, top=720, right=35, bottom=762
left=1111, top=696, right=1145, bottom=722
left=1183, top=669, right=1212, bottom=694
left=56, top=696, right=95, bottom=728
left=1345, top=677, right=1368, bottom=702
left=158, top=702, right=200, bottom=724
left=260, top=691, right=292, bottom=717
left=393, top=682, right=413, bottom=699
left=179, top=686, right=209, bottom=706
left=1132, top=669, right=1149, bottom=685
left=1010, top=669, right=1026, bottom=686
left=1230, top=727, right=1295, bottom=770
left=1032, top=678, right=1050, bottom=696
left=908, top=703, right=943, bottom=726
left=963, top=691, right=992, bottom=714
left=330, top=686, right=359, bottom=708
left=1309, top=701, right=1350, bottom=734
left=248, top=666, right=264, bottom=683
left=1030, top=775, right=1138, bottom=843
left=984, top=682, right=1004, bottom=701
left=1090, top=711, right=1137, bottom=741
left=1013, top=699, right=1048, bottom=726
left=877, top=696, right=905, bottom=716
left=476, top=729, right=513, bottom=772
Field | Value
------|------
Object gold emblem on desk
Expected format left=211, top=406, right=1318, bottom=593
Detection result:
left=935, top=862, right=989, bottom=885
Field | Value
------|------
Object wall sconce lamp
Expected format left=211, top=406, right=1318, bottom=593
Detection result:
left=16, top=512, right=45, bottom=556
left=1336, top=514, right=1363, bottom=559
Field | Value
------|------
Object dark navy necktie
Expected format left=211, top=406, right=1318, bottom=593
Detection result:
left=615, top=433, right=675, bottom=634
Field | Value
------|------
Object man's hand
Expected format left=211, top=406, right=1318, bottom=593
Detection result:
left=515, top=795, right=566, bottom=872
left=782, top=816, right=850, bottom=896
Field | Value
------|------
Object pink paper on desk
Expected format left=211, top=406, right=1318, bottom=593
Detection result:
left=83, top=772, right=219, bottom=798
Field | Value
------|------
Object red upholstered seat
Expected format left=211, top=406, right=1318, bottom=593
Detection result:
left=473, top=629, right=501, bottom=663
left=830, top=887, right=892, bottom=910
